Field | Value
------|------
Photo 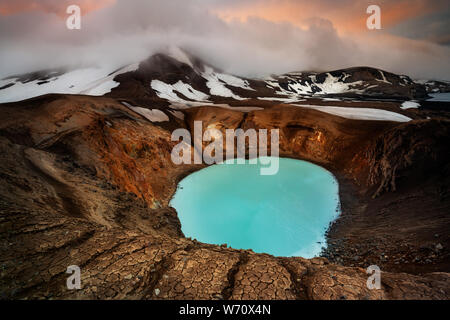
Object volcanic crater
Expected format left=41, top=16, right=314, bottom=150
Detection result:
left=0, top=52, right=449, bottom=300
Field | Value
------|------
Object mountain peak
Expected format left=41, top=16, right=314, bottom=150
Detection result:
left=0, top=50, right=437, bottom=104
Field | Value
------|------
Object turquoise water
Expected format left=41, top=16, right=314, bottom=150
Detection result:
left=170, top=157, right=340, bottom=258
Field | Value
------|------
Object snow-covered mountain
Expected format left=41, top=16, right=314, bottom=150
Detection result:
left=265, top=67, right=428, bottom=100
left=0, top=47, right=439, bottom=105
left=415, top=79, right=450, bottom=94
left=0, top=63, right=140, bottom=104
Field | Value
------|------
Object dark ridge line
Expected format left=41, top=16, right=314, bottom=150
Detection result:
left=221, top=252, right=250, bottom=300
left=142, top=243, right=195, bottom=299
left=278, top=258, right=310, bottom=300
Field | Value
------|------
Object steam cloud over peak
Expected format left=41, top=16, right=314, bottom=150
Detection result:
left=0, top=0, right=449, bottom=80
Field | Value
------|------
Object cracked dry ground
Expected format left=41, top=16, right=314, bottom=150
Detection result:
left=0, top=95, right=449, bottom=300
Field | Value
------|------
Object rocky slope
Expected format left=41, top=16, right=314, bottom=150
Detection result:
left=0, top=50, right=449, bottom=300
left=0, top=92, right=449, bottom=300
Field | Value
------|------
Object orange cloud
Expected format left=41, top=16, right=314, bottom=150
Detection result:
left=0, top=0, right=116, bottom=17
left=214, top=0, right=447, bottom=34
left=351, top=0, right=443, bottom=33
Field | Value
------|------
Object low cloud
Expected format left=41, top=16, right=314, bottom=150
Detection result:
left=0, top=0, right=115, bottom=16
left=0, top=0, right=449, bottom=80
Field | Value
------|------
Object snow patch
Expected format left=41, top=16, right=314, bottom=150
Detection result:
left=151, top=80, right=188, bottom=103
left=257, top=97, right=306, bottom=103
left=169, top=102, right=262, bottom=113
left=216, top=73, right=255, bottom=91
left=376, top=71, right=392, bottom=84
left=0, top=64, right=139, bottom=103
left=401, top=101, right=420, bottom=110
left=151, top=79, right=210, bottom=103
left=80, top=63, right=139, bottom=96
left=122, top=102, right=169, bottom=122
left=171, top=81, right=210, bottom=101
left=202, top=66, right=246, bottom=100
left=168, top=110, right=185, bottom=120
left=292, top=104, right=412, bottom=122
left=316, top=73, right=364, bottom=94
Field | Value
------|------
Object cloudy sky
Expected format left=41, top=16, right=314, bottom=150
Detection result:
left=0, top=0, right=449, bottom=80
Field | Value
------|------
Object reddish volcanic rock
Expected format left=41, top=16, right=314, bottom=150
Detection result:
left=0, top=94, right=449, bottom=300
